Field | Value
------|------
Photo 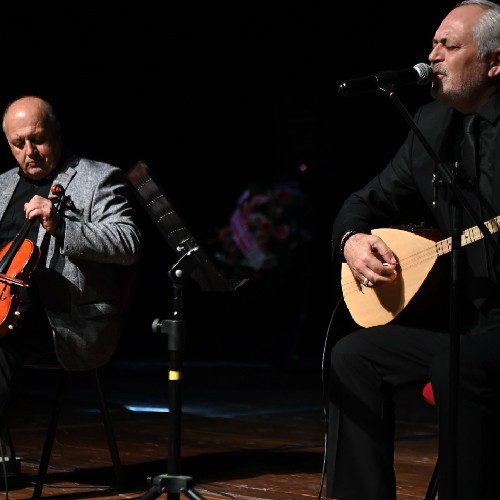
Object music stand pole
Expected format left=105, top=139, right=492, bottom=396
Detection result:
left=139, top=250, right=206, bottom=500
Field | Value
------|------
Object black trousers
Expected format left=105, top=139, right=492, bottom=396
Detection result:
left=326, top=317, right=500, bottom=500
left=0, top=302, right=54, bottom=433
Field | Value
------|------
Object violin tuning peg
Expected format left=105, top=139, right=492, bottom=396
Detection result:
left=14, top=311, right=20, bottom=316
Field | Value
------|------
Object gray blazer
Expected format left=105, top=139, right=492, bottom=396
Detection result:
left=0, top=152, right=141, bottom=371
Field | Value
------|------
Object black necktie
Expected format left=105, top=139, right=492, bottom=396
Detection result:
left=462, top=114, right=479, bottom=181
left=461, top=113, right=490, bottom=305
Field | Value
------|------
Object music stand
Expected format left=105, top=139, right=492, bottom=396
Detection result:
left=126, top=161, right=247, bottom=500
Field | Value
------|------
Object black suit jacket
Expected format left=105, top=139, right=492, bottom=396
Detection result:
left=332, top=92, right=500, bottom=309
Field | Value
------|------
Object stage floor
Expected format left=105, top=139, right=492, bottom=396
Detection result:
left=3, top=358, right=438, bottom=500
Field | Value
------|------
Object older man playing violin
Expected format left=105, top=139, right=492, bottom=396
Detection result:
left=0, top=95, right=141, bottom=423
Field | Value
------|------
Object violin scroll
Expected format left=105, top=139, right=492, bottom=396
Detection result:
left=50, top=183, right=74, bottom=210
left=51, top=183, right=65, bottom=198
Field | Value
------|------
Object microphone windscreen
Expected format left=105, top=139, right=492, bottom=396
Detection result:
left=413, top=63, right=433, bottom=85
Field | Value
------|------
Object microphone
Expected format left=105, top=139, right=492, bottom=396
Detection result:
left=337, top=62, right=433, bottom=96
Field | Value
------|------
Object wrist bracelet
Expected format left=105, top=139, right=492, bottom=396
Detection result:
left=339, top=230, right=359, bottom=256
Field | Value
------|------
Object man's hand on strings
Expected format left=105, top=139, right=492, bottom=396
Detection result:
left=343, top=232, right=398, bottom=287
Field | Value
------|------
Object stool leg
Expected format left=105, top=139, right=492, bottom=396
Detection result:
left=1, top=425, right=21, bottom=480
left=93, top=369, right=124, bottom=488
left=31, top=370, right=68, bottom=500
left=424, top=458, right=438, bottom=500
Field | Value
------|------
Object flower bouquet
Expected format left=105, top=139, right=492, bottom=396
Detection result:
left=212, top=181, right=310, bottom=281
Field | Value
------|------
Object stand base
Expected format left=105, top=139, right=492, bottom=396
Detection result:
left=140, top=474, right=206, bottom=500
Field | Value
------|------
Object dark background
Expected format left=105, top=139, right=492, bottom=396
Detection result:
left=0, top=2, right=453, bottom=366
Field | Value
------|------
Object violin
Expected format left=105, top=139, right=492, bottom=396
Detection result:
left=0, top=183, right=66, bottom=337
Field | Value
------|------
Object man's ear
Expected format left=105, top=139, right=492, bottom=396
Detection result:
left=488, top=49, right=500, bottom=77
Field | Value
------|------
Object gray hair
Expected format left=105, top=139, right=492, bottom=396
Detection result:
left=1, top=97, right=58, bottom=135
left=455, top=0, right=500, bottom=59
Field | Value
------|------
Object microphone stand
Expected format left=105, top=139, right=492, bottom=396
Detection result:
left=379, top=85, right=500, bottom=500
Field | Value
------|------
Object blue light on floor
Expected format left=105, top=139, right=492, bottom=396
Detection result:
left=125, top=405, right=170, bottom=413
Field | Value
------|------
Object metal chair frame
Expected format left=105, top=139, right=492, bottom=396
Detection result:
left=11, top=363, right=124, bottom=500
